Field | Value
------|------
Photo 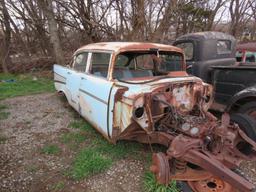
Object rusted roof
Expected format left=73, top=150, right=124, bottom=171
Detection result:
left=236, top=42, right=256, bottom=52
left=76, top=42, right=182, bottom=53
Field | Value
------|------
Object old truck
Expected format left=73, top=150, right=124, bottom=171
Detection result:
left=174, top=32, right=256, bottom=120
left=54, top=42, right=256, bottom=192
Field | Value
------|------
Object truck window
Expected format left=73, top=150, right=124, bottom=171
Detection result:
left=90, top=52, right=111, bottom=78
left=217, top=40, right=231, bottom=54
left=176, top=42, right=193, bottom=60
left=73, top=52, right=88, bottom=72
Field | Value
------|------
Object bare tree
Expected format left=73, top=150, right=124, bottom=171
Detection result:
left=205, top=0, right=228, bottom=30
left=229, top=0, right=251, bottom=37
left=0, top=0, right=12, bottom=73
left=39, top=0, right=65, bottom=65
left=248, top=0, right=256, bottom=40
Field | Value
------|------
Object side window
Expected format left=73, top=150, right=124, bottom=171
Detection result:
left=217, top=40, right=231, bottom=54
left=176, top=42, right=194, bottom=60
left=73, top=52, right=88, bottom=72
left=90, top=52, right=111, bottom=78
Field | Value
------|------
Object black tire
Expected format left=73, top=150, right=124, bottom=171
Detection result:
left=230, top=113, right=256, bottom=141
left=230, top=113, right=256, bottom=155
left=238, top=101, right=256, bottom=120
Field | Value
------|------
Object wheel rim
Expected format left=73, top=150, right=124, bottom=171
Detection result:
left=150, top=152, right=170, bottom=184
left=188, top=176, right=238, bottom=192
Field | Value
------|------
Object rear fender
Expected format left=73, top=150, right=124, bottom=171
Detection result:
left=226, top=86, right=256, bottom=112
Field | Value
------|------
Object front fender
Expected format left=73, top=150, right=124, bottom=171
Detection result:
left=226, top=86, right=256, bottom=111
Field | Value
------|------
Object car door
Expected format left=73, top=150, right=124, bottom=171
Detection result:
left=78, top=52, right=114, bottom=138
left=66, top=52, right=88, bottom=110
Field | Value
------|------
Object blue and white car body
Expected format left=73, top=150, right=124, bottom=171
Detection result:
left=54, top=42, right=213, bottom=142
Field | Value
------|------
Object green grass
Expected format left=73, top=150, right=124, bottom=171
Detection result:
left=64, top=119, right=178, bottom=192
left=0, top=73, right=54, bottom=100
left=0, top=104, right=8, bottom=110
left=26, top=165, right=38, bottom=173
left=0, top=134, right=8, bottom=144
left=60, top=132, right=86, bottom=144
left=0, top=111, right=10, bottom=120
left=41, top=144, right=61, bottom=155
left=69, top=119, right=143, bottom=159
left=63, top=119, right=145, bottom=180
left=60, top=132, right=87, bottom=149
left=70, top=148, right=112, bottom=180
left=51, top=181, right=65, bottom=191
left=144, top=172, right=180, bottom=192
left=0, top=104, right=10, bottom=120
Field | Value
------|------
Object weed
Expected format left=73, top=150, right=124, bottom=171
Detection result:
left=26, top=165, right=38, bottom=173
left=0, top=111, right=10, bottom=120
left=51, top=181, right=65, bottom=191
left=0, top=135, right=8, bottom=144
left=70, top=148, right=112, bottom=180
left=0, top=104, right=7, bottom=110
left=144, top=172, right=180, bottom=192
left=41, top=144, right=61, bottom=155
left=60, top=132, right=86, bottom=145
left=68, top=120, right=84, bottom=129
left=93, top=140, right=143, bottom=160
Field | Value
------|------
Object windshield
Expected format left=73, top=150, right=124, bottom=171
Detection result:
left=113, top=51, right=183, bottom=80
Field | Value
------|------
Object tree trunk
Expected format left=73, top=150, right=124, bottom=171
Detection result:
left=39, top=0, right=65, bottom=65
left=0, top=0, right=12, bottom=73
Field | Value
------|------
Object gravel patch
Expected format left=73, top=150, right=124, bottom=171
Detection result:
left=0, top=93, right=145, bottom=192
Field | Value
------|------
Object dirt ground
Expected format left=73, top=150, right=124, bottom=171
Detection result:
left=0, top=93, right=144, bottom=192
left=0, top=93, right=256, bottom=192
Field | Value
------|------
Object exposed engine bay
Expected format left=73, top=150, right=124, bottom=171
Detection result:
left=117, top=80, right=256, bottom=192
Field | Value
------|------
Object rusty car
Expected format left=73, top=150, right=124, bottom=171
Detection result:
left=54, top=42, right=256, bottom=192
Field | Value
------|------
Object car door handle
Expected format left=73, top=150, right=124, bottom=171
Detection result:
left=67, top=71, right=72, bottom=75
left=81, top=77, right=87, bottom=80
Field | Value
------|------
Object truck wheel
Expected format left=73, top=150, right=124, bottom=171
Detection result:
left=230, top=113, right=256, bottom=155
left=238, top=101, right=256, bottom=120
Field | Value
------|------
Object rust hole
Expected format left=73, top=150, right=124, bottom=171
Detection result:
left=207, top=181, right=217, bottom=189
left=134, top=107, right=144, bottom=119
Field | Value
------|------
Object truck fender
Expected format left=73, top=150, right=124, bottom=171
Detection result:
left=226, top=86, right=256, bottom=112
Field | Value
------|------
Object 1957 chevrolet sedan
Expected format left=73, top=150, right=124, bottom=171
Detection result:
left=54, top=42, right=256, bottom=192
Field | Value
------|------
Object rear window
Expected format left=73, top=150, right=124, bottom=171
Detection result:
left=176, top=42, right=194, bottom=60
left=217, top=40, right=231, bottom=54
left=158, top=53, right=183, bottom=71
left=73, top=52, right=88, bottom=72
left=113, top=51, right=183, bottom=79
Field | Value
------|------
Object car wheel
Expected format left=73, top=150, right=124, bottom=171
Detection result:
left=230, top=113, right=256, bottom=155
left=238, top=101, right=256, bottom=120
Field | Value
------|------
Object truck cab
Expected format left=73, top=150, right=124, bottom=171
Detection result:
left=173, top=32, right=236, bottom=83
left=174, top=32, right=256, bottom=120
